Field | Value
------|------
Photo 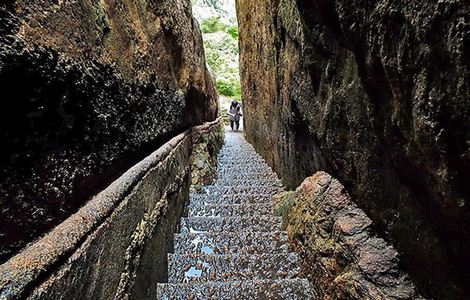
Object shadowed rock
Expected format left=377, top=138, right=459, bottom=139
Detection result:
left=0, top=0, right=218, bottom=263
left=236, top=0, right=469, bottom=297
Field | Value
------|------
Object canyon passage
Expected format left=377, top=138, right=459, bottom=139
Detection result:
left=0, top=0, right=468, bottom=299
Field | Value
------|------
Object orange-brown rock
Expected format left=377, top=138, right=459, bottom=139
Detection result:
left=0, top=0, right=217, bottom=263
left=275, top=172, right=422, bottom=299
left=237, top=0, right=469, bottom=297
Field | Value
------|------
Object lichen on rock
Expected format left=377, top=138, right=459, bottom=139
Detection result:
left=279, top=172, right=422, bottom=299
left=236, top=0, right=469, bottom=297
left=0, top=0, right=218, bottom=263
left=190, top=121, right=225, bottom=191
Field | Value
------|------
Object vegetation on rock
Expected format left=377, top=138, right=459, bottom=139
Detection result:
left=192, top=0, right=241, bottom=101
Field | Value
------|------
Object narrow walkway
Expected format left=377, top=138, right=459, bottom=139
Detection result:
left=157, top=129, right=313, bottom=299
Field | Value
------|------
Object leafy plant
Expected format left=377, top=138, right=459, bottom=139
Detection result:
left=200, top=17, right=227, bottom=34
left=195, top=1, right=241, bottom=101
left=226, top=26, right=238, bottom=39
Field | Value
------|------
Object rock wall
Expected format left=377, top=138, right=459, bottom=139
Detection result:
left=190, top=126, right=225, bottom=192
left=0, top=0, right=218, bottom=263
left=274, top=172, right=422, bottom=299
left=0, top=119, right=224, bottom=300
left=236, top=0, right=469, bottom=298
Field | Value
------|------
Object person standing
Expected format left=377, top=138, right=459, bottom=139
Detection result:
left=228, top=100, right=242, bottom=131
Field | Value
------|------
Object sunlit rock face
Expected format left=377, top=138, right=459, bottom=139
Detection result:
left=236, top=0, right=469, bottom=298
left=0, top=1, right=217, bottom=263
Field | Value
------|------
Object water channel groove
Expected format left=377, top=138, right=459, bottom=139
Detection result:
left=157, top=128, right=313, bottom=299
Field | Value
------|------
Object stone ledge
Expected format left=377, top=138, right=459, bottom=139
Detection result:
left=0, top=118, right=223, bottom=300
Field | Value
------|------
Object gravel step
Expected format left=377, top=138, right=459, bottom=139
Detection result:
left=180, top=216, right=282, bottom=233
left=173, top=231, right=289, bottom=255
left=217, top=157, right=266, bottom=163
left=216, top=162, right=267, bottom=168
left=187, top=203, right=273, bottom=217
left=156, top=278, right=314, bottom=299
left=189, top=193, right=273, bottom=205
left=168, top=253, right=300, bottom=283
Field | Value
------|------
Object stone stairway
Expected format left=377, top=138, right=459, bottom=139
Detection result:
left=157, top=129, right=313, bottom=299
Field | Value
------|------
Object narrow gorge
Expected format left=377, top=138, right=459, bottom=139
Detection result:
left=0, top=0, right=468, bottom=299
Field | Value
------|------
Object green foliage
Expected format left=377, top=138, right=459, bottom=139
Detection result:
left=226, top=26, right=238, bottom=39
left=197, top=6, right=241, bottom=101
left=216, top=76, right=241, bottom=97
left=201, top=17, right=226, bottom=34
left=201, top=18, right=239, bottom=39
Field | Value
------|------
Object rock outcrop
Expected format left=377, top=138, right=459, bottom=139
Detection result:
left=274, top=172, right=422, bottom=299
left=236, top=0, right=469, bottom=298
left=0, top=0, right=217, bottom=263
left=0, top=119, right=224, bottom=299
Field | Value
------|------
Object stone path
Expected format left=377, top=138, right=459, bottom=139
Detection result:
left=157, top=129, right=313, bottom=299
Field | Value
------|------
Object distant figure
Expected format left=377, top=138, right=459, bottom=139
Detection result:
left=228, top=100, right=242, bottom=131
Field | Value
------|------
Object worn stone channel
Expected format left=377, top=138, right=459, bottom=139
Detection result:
left=157, top=128, right=313, bottom=299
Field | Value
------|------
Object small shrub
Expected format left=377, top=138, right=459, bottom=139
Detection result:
left=226, top=26, right=238, bottom=39
left=200, top=17, right=227, bottom=34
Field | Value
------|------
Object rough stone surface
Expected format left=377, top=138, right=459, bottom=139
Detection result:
left=157, top=128, right=313, bottom=299
left=157, top=279, right=313, bottom=300
left=0, top=119, right=224, bottom=300
left=276, top=172, right=422, bottom=299
left=236, top=0, right=469, bottom=297
left=0, top=1, right=218, bottom=263
left=190, top=126, right=224, bottom=191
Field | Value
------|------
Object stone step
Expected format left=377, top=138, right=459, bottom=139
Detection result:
left=189, top=193, right=273, bottom=205
left=179, top=216, right=282, bottom=233
left=216, top=166, right=272, bottom=172
left=216, top=173, right=280, bottom=181
left=217, top=157, right=265, bottom=163
left=173, top=231, right=289, bottom=255
left=219, top=146, right=256, bottom=151
left=199, top=185, right=284, bottom=195
left=212, top=179, right=282, bottom=187
left=156, top=278, right=314, bottom=299
left=215, top=170, right=274, bottom=177
left=167, top=253, right=300, bottom=283
left=216, top=161, right=266, bottom=166
left=187, top=203, right=273, bottom=217
left=218, top=153, right=263, bottom=157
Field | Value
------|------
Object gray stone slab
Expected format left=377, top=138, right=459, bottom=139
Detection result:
left=156, top=278, right=314, bottom=299
left=200, top=185, right=284, bottom=195
left=212, top=179, right=283, bottom=187
left=180, top=216, right=282, bottom=233
left=167, top=253, right=300, bottom=283
left=173, top=231, right=289, bottom=255
left=187, top=202, right=273, bottom=217
left=189, top=193, right=273, bottom=205
left=216, top=173, right=280, bottom=181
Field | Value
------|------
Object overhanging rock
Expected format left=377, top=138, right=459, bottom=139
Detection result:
left=0, top=119, right=224, bottom=300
